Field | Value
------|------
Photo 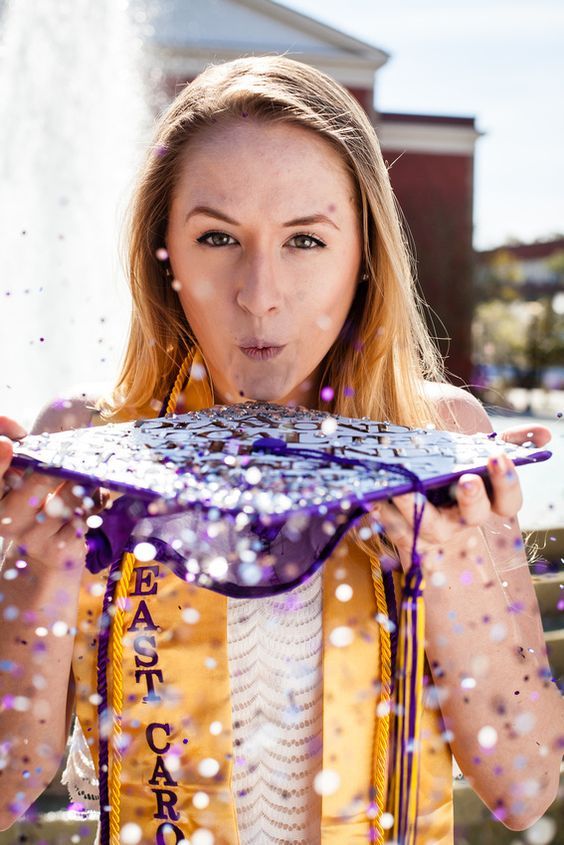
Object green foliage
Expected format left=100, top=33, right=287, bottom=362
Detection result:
left=547, top=250, right=564, bottom=279
left=473, top=297, right=564, bottom=387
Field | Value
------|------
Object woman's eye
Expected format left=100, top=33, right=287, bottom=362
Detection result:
left=197, top=231, right=237, bottom=247
left=288, top=233, right=326, bottom=249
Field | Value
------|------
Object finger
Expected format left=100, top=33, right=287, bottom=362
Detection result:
left=91, top=486, right=111, bottom=512
left=454, top=473, right=492, bottom=526
left=390, top=492, right=459, bottom=545
left=44, top=482, right=85, bottom=521
left=0, top=436, right=15, bottom=496
left=52, top=521, right=89, bottom=569
left=487, top=453, right=523, bottom=517
left=21, top=515, right=88, bottom=572
left=0, top=472, right=76, bottom=536
left=0, top=424, right=28, bottom=496
left=372, top=499, right=414, bottom=549
left=499, top=424, right=551, bottom=448
left=0, top=416, right=28, bottom=440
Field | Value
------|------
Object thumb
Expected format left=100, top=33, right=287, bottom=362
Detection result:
left=0, top=436, right=14, bottom=473
left=499, top=424, right=551, bottom=448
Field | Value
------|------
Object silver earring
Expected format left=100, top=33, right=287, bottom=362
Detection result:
left=361, top=272, right=369, bottom=281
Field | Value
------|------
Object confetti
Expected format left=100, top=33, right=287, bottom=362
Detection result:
left=315, top=314, right=332, bottom=330
left=208, top=557, right=228, bottom=579
left=313, top=769, right=340, bottom=796
left=514, top=711, right=536, bottom=735
left=192, top=830, right=215, bottom=845
left=133, top=542, right=157, bottom=562
left=193, top=791, right=210, bottom=809
left=335, top=583, right=353, bottom=602
left=524, top=817, right=557, bottom=844
left=380, top=812, right=394, bottom=830
left=244, top=466, right=262, bottom=485
left=321, top=416, right=337, bottom=435
left=198, top=758, right=220, bottom=778
left=329, top=626, right=354, bottom=647
left=181, top=608, right=200, bottom=625
left=490, top=623, right=507, bottom=642
left=120, top=823, right=142, bottom=845
left=477, top=726, right=497, bottom=749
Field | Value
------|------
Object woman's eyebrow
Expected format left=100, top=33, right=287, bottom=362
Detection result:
left=184, top=206, right=340, bottom=230
left=283, top=214, right=340, bottom=231
left=184, top=206, right=239, bottom=225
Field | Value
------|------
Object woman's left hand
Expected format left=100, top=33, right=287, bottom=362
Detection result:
left=371, top=423, right=551, bottom=567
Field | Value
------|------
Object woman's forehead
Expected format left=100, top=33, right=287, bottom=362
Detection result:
left=172, top=119, right=357, bottom=218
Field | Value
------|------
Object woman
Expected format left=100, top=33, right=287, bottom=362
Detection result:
left=0, top=56, right=561, bottom=845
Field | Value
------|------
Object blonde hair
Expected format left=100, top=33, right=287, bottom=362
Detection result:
left=99, top=55, right=443, bottom=427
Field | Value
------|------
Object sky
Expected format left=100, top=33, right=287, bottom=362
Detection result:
left=279, top=0, right=564, bottom=250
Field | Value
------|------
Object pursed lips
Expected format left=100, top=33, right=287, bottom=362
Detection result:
left=239, top=344, right=286, bottom=360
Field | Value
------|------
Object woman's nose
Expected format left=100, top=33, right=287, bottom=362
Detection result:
left=235, top=255, right=283, bottom=317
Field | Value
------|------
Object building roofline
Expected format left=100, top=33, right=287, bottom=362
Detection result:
left=379, top=111, right=477, bottom=128
left=240, top=0, right=390, bottom=66
left=477, top=238, right=564, bottom=260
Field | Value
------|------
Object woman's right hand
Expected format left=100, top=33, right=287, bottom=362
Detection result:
left=0, top=415, right=99, bottom=572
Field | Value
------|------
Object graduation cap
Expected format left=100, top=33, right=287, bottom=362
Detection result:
left=11, top=401, right=550, bottom=598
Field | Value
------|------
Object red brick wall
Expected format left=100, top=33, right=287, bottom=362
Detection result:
left=347, top=87, right=374, bottom=112
left=381, top=148, right=475, bottom=384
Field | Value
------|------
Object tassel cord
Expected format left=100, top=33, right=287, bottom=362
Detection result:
left=96, top=556, right=127, bottom=845
left=107, top=552, right=137, bottom=845
left=370, top=557, right=393, bottom=842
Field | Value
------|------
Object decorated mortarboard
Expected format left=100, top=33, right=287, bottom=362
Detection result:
left=11, top=401, right=550, bottom=598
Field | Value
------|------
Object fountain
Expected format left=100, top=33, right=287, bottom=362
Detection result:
left=0, top=0, right=154, bottom=429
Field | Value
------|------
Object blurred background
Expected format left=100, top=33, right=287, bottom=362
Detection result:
left=0, top=1, right=562, bottom=843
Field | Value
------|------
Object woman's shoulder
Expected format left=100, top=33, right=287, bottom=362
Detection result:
left=422, top=380, right=493, bottom=435
left=30, top=390, right=106, bottom=435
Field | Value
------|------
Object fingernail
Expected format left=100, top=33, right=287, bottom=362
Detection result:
left=490, top=453, right=505, bottom=474
left=495, top=453, right=516, bottom=480
left=460, top=477, right=480, bottom=495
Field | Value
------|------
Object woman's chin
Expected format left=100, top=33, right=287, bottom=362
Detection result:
left=226, top=376, right=300, bottom=405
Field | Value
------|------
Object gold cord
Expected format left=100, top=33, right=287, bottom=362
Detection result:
left=167, top=346, right=196, bottom=414
left=370, top=556, right=392, bottom=841
left=108, top=551, right=137, bottom=844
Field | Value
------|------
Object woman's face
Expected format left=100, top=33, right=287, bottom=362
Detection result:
left=166, top=119, right=363, bottom=406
